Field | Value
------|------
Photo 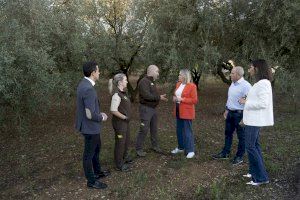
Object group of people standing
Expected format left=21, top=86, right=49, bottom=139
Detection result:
left=75, top=59, right=274, bottom=189
left=212, top=59, right=273, bottom=186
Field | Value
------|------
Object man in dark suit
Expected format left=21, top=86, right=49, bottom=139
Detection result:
left=75, top=61, right=109, bottom=189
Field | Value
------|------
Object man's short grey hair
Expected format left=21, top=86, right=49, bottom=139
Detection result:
left=234, top=66, right=244, bottom=77
left=180, top=69, right=192, bottom=84
left=147, top=65, right=158, bottom=75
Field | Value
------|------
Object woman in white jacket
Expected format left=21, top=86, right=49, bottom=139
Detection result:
left=239, top=59, right=274, bottom=186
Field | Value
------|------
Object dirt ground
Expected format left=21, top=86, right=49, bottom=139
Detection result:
left=0, top=80, right=299, bottom=199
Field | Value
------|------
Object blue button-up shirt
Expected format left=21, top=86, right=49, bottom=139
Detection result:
left=226, top=77, right=251, bottom=110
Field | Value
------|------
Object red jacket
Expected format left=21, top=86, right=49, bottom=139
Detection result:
left=173, top=82, right=198, bottom=120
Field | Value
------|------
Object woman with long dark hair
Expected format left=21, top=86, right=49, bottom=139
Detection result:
left=239, top=59, right=274, bottom=186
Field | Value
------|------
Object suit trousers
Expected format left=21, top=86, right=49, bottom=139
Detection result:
left=222, top=111, right=245, bottom=158
left=136, top=104, right=158, bottom=150
left=82, top=134, right=101, bottom=184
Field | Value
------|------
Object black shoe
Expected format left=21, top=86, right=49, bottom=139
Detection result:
left=95, top=169, right=111, bottom=179
left=87, top=180, right=108, bottom=189
left=116, top=164, right=130, bottom=172
left=136, top=150, right=147, bottom=157
left=124, top=156, right=133, bottom=164
left=212, top=152, right=229, bottom=159
left=232, top=157, right=243, bottom=165
left=151, top=146, right=163, bottom=153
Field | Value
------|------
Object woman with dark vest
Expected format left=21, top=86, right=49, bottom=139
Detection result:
left=109, top=73, right=132, bottom=171
left=171, top=69, right=198, bottom=158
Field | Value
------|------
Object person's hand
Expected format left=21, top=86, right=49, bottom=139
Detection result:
left=101, top=112, right=108, bottom=121
left=123, top=115, right=129, bottom=121
left=160, top=94, right=168, bottom=101
left=238, top=98, right=246, bottom=104
left=176, top=96, right=182, bottom=102
left=223, top=110, right=228, bottom=120
left=172, top=96, right=177, bottom=102
left=239, top=120, right=245, bottom=127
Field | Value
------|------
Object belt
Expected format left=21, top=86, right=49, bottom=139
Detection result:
left=228, top=109, right=243, bottom=113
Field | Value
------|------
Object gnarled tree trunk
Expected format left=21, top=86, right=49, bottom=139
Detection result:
left=191, top=68, right=202, bottom=90
left=217, top=62, right=232, bottom=85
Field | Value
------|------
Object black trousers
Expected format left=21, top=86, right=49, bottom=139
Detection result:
left=112, top=120, right=130, bottom=169
left=82, top=134, right=101, bottom=184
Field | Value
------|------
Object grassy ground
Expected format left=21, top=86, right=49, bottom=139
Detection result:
left=0, top=79, right=299, bottom=200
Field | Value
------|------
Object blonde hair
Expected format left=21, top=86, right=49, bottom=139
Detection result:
left=179, top=69, right=192, bottom=84
left=108, top=73, right=126, bottom=94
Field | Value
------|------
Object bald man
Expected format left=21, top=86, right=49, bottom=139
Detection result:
left=136, top=65, right=168, bottom=157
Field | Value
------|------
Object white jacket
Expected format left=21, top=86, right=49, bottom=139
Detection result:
left=243, top=79, right=274, bottom=127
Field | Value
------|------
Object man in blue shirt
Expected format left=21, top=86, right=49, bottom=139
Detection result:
left=212, top=66, right=251, bottom=165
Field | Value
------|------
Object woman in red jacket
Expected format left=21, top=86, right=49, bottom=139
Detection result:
left=171, top=69, right=198, bottom=158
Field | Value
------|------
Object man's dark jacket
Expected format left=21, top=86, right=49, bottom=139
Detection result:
left=138, top=76, right=160, bottom=108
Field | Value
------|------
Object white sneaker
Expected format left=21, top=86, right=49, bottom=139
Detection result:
left=243, top=173, right=252, bottom=178
left=246, top=180, right=269, bottom=186
left=186, top=152, right=195, bottom=158
left=171, top=147, right=184, bottom=154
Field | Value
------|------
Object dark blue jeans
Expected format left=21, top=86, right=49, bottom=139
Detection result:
left=245, top=125, right=269, bottom=183
left=176, top=104, right=195, bottom=153
left=176, top=118, right=195, bottom=153
left=222, top=111, right=245, bottom=158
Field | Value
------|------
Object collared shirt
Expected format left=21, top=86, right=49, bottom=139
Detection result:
left=226, top=77, right=251, bottom=111
left=110, top=93, right=121, bottom=112
left=84, top=77, right=95, bottom=86
left=110, top=89, right=132, bottom=120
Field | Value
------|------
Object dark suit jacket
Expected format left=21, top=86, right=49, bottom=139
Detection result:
left=75, top=78, right=103, bottom=134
